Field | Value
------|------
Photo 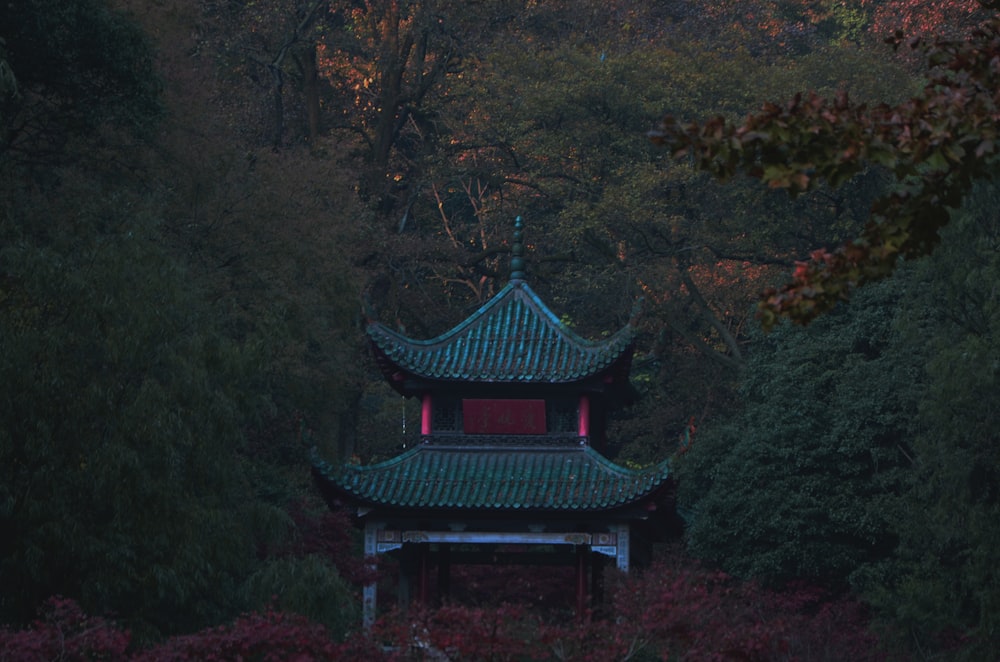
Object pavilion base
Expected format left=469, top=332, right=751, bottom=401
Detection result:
left=362, top=522, right=632, bottom=628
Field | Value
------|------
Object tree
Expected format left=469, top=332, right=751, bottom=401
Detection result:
left=335, top=22, right=914, bottom=465
left=117, top=0, right=368, bottom=462
left=677, top=0, right=875, bottom=56
left=196, top=0, right=331, bottom=149
left=862, top=0, right=989, bottom=40
left=0, top=0, right=368, bottom=639
left=674, top=278, right=918, bottom=585
left=0, top=182, right=293, bottom=639
left=675, top=179, right=1000, bottom=658
left=854, top=182, right=1000, bottom=658
left=0, top=0, right=160, bottom=169
left=649, top=3, right=1000, bottom=328
left=443, top=38, right=910, bottom=460
left=319, top=0, right=462, bottom=210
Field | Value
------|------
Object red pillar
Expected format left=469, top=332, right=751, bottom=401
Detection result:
left=421, top=394, right=432, bottom=435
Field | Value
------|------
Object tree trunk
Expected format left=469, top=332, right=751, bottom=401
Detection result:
left=303, top=44, right=321, bottom=144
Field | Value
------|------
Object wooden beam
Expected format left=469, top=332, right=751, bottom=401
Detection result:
left=400, top=530, right=594, bottom=545
left=440, top=550, right=579, bottom=565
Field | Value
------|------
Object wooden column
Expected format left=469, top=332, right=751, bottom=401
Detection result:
left=615, top=524, right=630, bottom=572
left=575, top=545, right=589, bottom=618
left=591, top=552, right=605, bottom=607
left=437, top=543, right=451, bottom=604
left=418, top=543, right=430, bottom=605
left=421, top=393, right=432, bottom=435
left=398, top=545, right=414, bottom=611
left=362, top=521, right=380, bottom=628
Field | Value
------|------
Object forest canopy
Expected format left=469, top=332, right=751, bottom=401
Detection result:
left=1, top=0, right=998, bottom=658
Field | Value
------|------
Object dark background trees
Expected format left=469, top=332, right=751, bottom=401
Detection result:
left=1, top=0, right=361, bottom=642
left=1, top=0, right=998, bottom=658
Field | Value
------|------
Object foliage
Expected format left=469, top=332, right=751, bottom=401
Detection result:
left=0, top=180, right=287, bottom=639
left=854, top=183, right=1000, bottom=658
left=0, top=566, right=886, bottom=662
left=375, top=603, right=542, bottom=661
left=364, top=552, right=886, bottom=661
left=164, top=146, right=366, bottom=460
left=281, top=500, right=371, bottom=585
left=593, top=554, right=884, bottom=662
left=675, top=181, right=1000, bottom=658
left=0, top=0, right=363, bottom=642
left=679, top=0, right=874, bottom=55
left=0, top=596, right=131, bottom=662
left=862, top=0, right=990, bottom=40
left=240, top=555, right=358, bottom=642
left=319, top=0, right=464, bottom=206
left=675, top=280, right=918, bottom=584
left=650, top=4, right=1000, bottom=327
left=136, top=608, right=354, bottom=662
left=194, top=0, right=333, bottom=149
left=234, top=502, right=367, bottom=640
left=0, top=597, right=387, bottom=662
left=0, top=0, right=161, bottom=167
left=2, top=1, right=997, bottom=659
left=364, top=34, right=913, bottom=464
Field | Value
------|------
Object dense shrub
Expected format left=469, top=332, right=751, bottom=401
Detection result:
left=0, top=597, right=130, bottom=662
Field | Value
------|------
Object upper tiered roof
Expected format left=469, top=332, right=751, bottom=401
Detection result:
left=368, top=279, right=636, bottom=386
left=370, top=216, right=637, bottom=392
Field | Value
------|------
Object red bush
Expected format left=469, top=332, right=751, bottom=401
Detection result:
left=1, top=558, right=886, bottom=662
left=369, top=554, right=887, bottom=661
left=135, top=608, right=387, bottom=662
left=0, top=597, right=130, bottom=662
left=283, top=499, right=375, bottom=586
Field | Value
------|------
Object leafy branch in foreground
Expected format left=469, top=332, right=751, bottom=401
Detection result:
left=649, top=5, right=1000, bottom=329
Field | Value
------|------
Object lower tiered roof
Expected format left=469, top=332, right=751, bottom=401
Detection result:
left=312, top=438, right=671, bottom=512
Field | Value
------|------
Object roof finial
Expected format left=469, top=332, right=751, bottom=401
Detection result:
left=510, top=215, right=526, bottom=280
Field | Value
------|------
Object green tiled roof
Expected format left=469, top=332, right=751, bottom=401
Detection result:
left=312, top=445, right=670, bottom=512
left=368, top=280, right=635, bottom=384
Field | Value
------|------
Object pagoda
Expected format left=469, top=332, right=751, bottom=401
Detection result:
left=312, top=218, right=677, bottom=626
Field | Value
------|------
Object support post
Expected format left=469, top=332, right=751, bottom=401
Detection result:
left=437, top=543, right=451, bottom=604
left=576, top=545, right=589, bottom=618
left=421, top=394, right=432, bottom=435
left=398, top=545, right=413, bottom=611
left=591, top=552, right=605, bottom=607
left=615, top=524, right=630, bottom=572
left=418, top=543, right=430, bottom=605
left=362, top=521, right=380, bottom=628
left=578, top=395, right=590, bottom=438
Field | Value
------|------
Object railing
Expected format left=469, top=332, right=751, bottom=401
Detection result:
left=420, top=433, right=587, bottom=448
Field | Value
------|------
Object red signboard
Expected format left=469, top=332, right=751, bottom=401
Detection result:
left=463, top=399, right=547, bottom=435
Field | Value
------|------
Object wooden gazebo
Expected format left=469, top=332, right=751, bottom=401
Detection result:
left=313, top=218, right=677, bottom=626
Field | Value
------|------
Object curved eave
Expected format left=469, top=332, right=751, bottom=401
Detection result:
left=368, top=280, right=636, bottom=384
left=311, top=446, right=671, bottom=513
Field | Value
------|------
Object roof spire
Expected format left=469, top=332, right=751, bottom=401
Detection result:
left=510, top=215, right=526, bottom=280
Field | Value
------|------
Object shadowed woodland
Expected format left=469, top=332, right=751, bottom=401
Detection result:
left=2, top=0, right=999, bottom=659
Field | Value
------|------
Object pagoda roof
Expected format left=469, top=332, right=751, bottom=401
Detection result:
left=312, top=442, right=670, bottom=512
left=368, top=279, right=636, bottom=386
